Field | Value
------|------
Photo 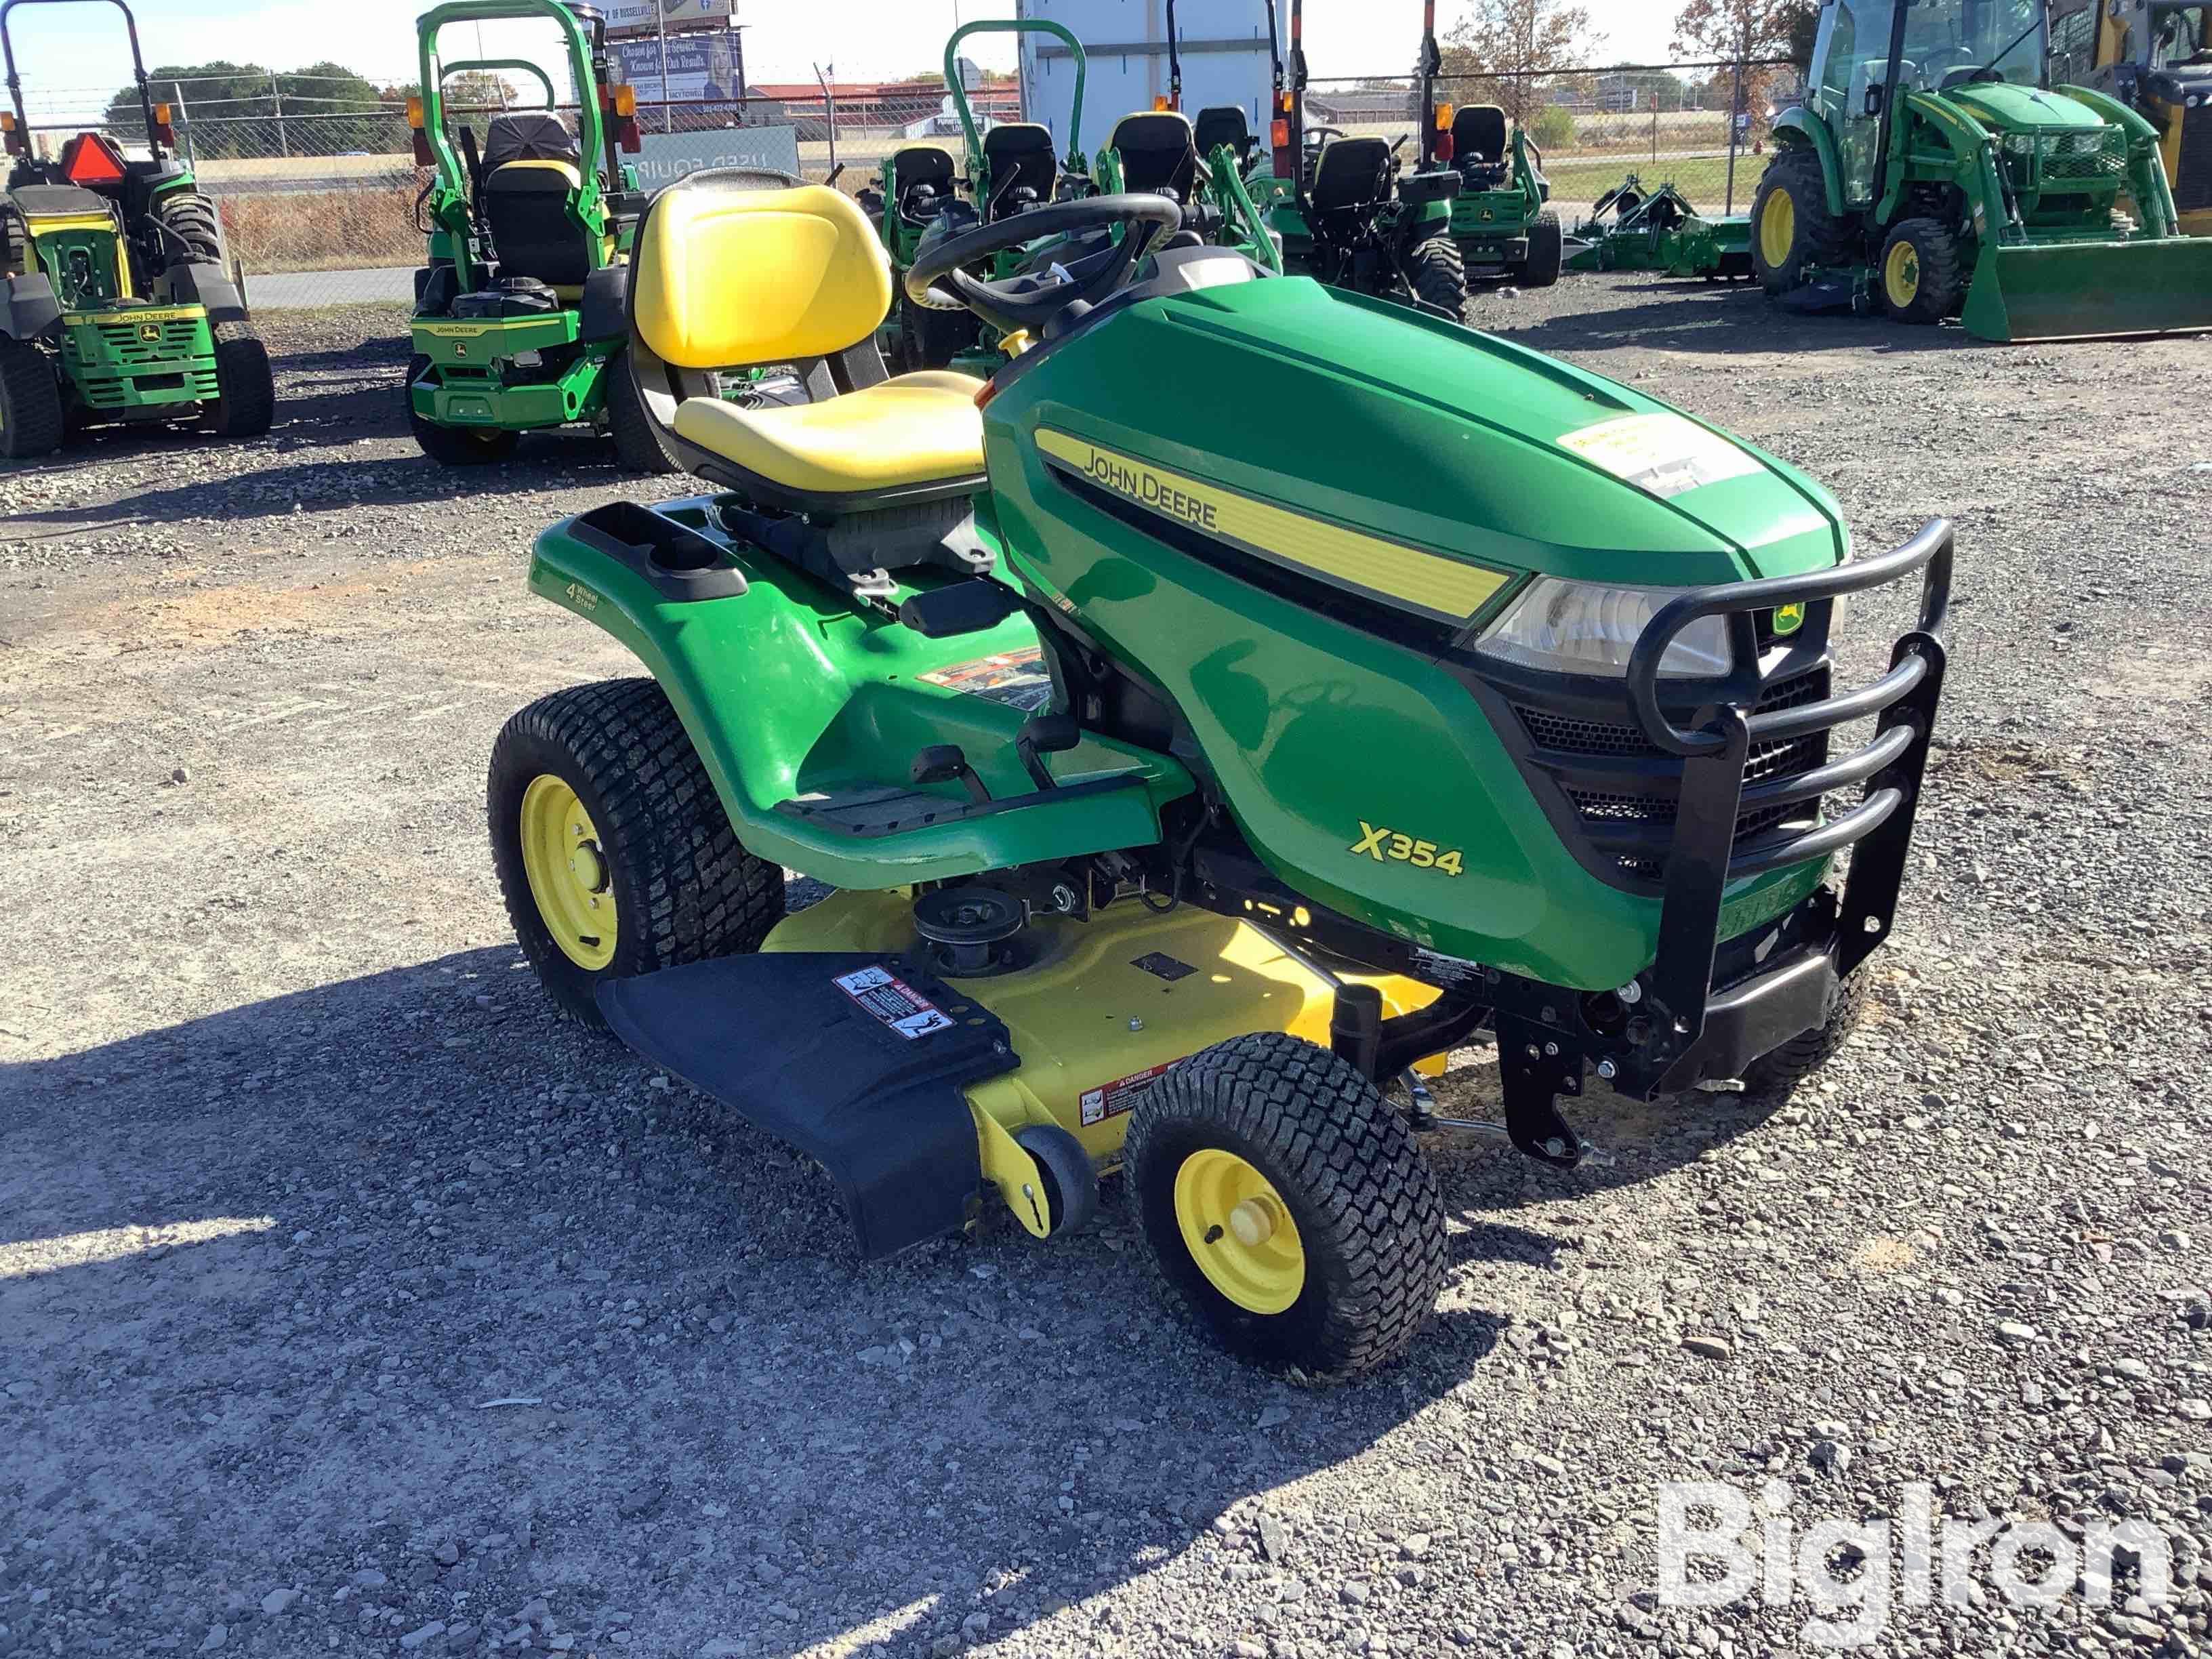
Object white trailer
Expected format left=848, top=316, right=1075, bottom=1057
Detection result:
left=1014, top=0, right=1280, bottom=155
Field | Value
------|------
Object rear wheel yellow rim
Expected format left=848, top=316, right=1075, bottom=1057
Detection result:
left=1885, top=239, right=1921, bottom=308
left=518, top=773, right=617, bottom=970
left=1759, top=188, right=1795, bottom=267
left=1174, top=1149, right=1305, bottom=1315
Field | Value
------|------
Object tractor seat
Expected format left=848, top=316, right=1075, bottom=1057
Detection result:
left=480, top=112, right=595, bottom=288
left=1192, top=105, right=1253, bottom=160
left=1309, top=136, right=1391, bottom=213
left=981, top=123, right=1059, bottom=220
left=672, top=371, right=984, bottom=497
left=1109, top=110, right=1199, bottom=199
left=631, top=176, right=985, bottom=510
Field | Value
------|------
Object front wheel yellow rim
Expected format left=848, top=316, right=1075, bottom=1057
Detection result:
left=1759, top=188, right=1796, bottom=267
left=1885, top=239, right=1921, bottom=308
left=518, top=773, right=617, bottom=970
left=1174, top=1149, right=1305, bottom=1315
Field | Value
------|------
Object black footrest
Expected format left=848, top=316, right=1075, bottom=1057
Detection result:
left=597, top=953, right=1018, bottom=1258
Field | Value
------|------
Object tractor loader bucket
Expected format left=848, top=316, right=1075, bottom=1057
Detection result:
left=1963, top=235, right=2212, bottom=343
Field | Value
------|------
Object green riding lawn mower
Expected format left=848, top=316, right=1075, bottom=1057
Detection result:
left=403, top=0, right=678, bottom=469
left=1568, top=173, right=1757, bottom=281
left=1754, top=0, right=2212, bottom=340
left=484, top=171, right=1957, bottom=1380
left=0, top=0, right=272, bottom=460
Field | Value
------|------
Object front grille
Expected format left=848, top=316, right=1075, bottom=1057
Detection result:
left=2179, top=108, right=2212, bottom=214
left=87, top=316, right=206, bottom=364
left=62, top=317, right=218, bottom=409
left=1523, top=663, right=1834, bottom=886
left=2006, top=127, right=2127, bottom=191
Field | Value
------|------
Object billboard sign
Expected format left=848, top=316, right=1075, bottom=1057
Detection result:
left=611, top=33, right=743, bottom=104
left=604, top=0, right=734, bottom=37
left=632, top=125, right=800, bottom=190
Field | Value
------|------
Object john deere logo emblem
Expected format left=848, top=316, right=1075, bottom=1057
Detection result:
left=453, top=343, right=469, bottom=359
left=138, top=323, right=161, bottom=342
left=1773, top=602, right=1807, bottom=637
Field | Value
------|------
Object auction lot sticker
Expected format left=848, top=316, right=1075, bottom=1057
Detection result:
left=1558, top=413, right=1763, bottom=499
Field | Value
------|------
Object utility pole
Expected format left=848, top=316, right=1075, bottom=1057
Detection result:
left=657, top=0, right=674, bottom=132
left=270, top=70, right=288, bottom=157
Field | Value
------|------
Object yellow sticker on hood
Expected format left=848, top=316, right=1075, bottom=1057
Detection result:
left=1558, top=413, right=1763, bottom=499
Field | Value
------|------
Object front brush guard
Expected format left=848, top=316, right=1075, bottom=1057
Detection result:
left=1626, top=518, right=1953, bottom=1091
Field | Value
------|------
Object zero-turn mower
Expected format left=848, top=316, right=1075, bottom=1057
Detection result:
left=0, top=0, right=272, bottom=459
left=2077, top=0, right=2212, bottom=234
left=487, top=173, right=1954, bottom=1381
left=1568, top=173, right=1757, bottom=281
left=1756, top=0, right=2212, bottom=340
left=403, top=0, right=672, bottom=469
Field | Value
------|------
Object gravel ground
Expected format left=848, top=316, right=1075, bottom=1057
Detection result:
left=3, top=281, right=2209, bottom=1659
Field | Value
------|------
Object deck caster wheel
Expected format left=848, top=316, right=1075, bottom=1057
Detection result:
left=1015, top=1123, right=1098, bottom=1237
left=1123, top=1032, right=1445, bottom=1382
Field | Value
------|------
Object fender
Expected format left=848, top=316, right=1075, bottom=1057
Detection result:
left=2, top=270, right=62, bottom=340
left=1770, top=108, right=1847, bottom=216
left=156, top=260, right=248, bottom=324
left=576, top=262, right=630, bottom=342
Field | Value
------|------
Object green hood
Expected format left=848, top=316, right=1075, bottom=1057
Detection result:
left=998, top=274, right=1846, bottom=592
left=1948, top=80, right=2109, bottom=132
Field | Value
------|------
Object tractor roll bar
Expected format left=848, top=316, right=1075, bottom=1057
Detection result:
left=945, top=18, right=1087, bottom=175
left=2, top=0, right=162, bottom=163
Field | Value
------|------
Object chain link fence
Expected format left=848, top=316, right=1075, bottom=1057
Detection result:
left=14, top=56, right=1797, bottom=308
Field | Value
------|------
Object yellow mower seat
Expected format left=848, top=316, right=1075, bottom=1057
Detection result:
left=673, top=370, right=984, bottom=495
left=633, top=180, right=985, bottom=502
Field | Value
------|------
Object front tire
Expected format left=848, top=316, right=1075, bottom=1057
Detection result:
left=1740, top=969, right=1872, bottom=1101
left=1517, top=208, right=1563, bottom=288
left=1877, top=218, right=1967, bottom=325
left=1751, top=144, right=1854, bottom=298
left=1124, top=1033, right=1446, bottom=1382
left=203, top=319, right=274, bottom=438
left=1402, top=232, right=1468, bottom=317
left=0, top=335, right=64, bottom=459
left=489, top=678, right=785, bottom=1027
left=605, top=346, right=680, bottom=474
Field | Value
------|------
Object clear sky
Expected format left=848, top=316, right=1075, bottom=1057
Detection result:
left=12, top=0, right=1682, bottom=117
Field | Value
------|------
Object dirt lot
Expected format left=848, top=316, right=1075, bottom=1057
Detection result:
left=3, top=281, right=2209, bottom=1659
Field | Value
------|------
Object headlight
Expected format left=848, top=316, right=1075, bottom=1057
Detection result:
left=1473, top=578, right=1734, bottom=679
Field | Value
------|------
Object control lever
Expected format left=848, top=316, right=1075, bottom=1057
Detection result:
left=1015, top=712, right=1080, bottom=791
left=912, top=744, right=991, bottom=805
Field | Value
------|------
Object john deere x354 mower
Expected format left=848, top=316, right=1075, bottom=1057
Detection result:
left=1, top=0, right=272, bottom=459
left=1755, top=0, right=2212, bottom=339
left=487, top=176, right=1954, bottom=1380
left=403, top=0, right=670, bottom=468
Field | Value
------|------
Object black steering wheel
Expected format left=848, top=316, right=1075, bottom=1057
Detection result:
left=905, top=192, right=1185, bottom=339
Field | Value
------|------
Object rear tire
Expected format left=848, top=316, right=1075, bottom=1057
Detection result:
left=1740, top=969, right=1872, bottom=1101
left=1877, top=217, right=1967, bottom=325
left=1517, top=208, right=1563, bottom=288
left=202, top=319, right=274, bottom=438
left=155, top=189, right=225, bottom=264
left=1403, top=232, right=1468, bottom=318
left=489, top=678, right=785, bottom=1028
left=1751, top=144, right=1854, bottom=298
left=0, top=335, right=64, bottom=460
left=1124, top=1033, right=1445, bottom=1382
left=606, top=345, right=680, bottom=474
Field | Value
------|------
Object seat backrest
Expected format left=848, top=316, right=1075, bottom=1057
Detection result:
left=1109, top=110, right=1198, bottom=197
left=483, top=110, right=581, bottom=169
left=632, top=178, right=888, bottom=369
left=483, top=160, right=594, bottom=287
left=1309, top=136, right=1390, bottom=213
left=891, top=145, right=956, bottom=196
left=1451, top=104, right=1508, bottom=163
left=981, top=123, right=1059, bottom=218
left=1191, top=105, right=1252, bottom=157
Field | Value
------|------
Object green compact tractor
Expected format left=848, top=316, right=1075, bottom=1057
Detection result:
left=1756, top=0, right=2212, bottom=340
left=1568, top=173, right=1757, bottom=281
left=870, top=18, right=1099, bottom=378
left=1261, top=0, right=1468, bottom=314
left=0, top=0, right=272, bottom=460
left=485, top=173, right=1954, bottom=1380
left=403, top=0, right=670, bottom=468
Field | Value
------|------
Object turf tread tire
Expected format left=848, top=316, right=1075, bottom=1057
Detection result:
left=0, top=335, right=64, bottom=460
left=155, top=190, right=225, bottom=264
left=1123, top=1032, right=1446, bottom=1383
left=1404, top=232, right=1468, bottom=318
left=1752, top=144, right=1855, bottom=298
left=489, top=677, right=784, bottom=1027
left=606, top=346, right=680, bottom=474
left=1741, top=968, right=1872, bottom=1101
left=1519, top=208, right=1564, bottom=288
left=204, top=319, right=274, bottom=438
left=1878, top=217, right=1967, bottom=325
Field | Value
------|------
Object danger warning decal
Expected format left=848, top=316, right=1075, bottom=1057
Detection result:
left=833, top=966, right=956, bottom=1040
left=1557, top=413, right=1763, bottom=500
left=1079, top=1062, right=1174, bottom=1128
